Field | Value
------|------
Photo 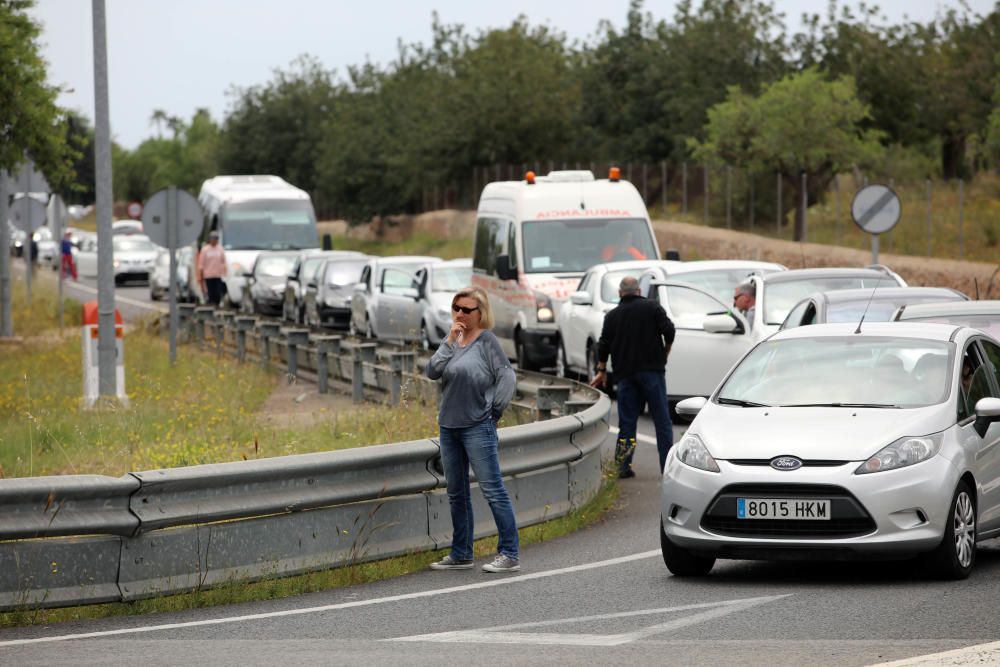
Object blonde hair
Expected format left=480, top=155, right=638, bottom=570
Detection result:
left=452, top=286, right=494, bottom=330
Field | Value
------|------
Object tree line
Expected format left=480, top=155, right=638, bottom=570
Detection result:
left=5, top=1, right=1000, bottom=240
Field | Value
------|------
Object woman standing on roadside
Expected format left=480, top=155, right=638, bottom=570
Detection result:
left=425, top=286, right=520, bottom=573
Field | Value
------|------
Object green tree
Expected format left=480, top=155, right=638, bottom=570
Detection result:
left=692, top=68, right=883, bottom=240
left=0, top=0, right=76, bottom=188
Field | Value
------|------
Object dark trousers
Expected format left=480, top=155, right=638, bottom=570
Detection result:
left=616, top=370, right=673, bottom=474
left=205, top=277, right=225, bottom=306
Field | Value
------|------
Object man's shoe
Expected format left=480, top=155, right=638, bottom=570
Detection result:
left=618, top=468, right=636, bottom=479
left=482, top=554, right=521, bottom=573
left=430, top=555, right=473, bottom=570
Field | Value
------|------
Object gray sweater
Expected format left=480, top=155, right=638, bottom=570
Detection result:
left=425, top=330, right=517, bottom=428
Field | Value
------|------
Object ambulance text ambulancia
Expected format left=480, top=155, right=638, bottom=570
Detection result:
left=472, top=169, right=660, bottom=370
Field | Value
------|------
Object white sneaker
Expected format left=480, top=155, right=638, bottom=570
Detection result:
left=482, top=554, right=520, bottom=573
left=430, top=555, right=474, bottom=570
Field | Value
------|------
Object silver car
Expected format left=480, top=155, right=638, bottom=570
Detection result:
left=894, top=300, right=1000, bottom=341
left=303, top=254, right=371, bottom=329
left=149, top=246, right=197, bottom=301
left=661, top=321, right=1000, bottom=579
left=780, top=286, right=968, bottom=330
left=415, top=258, right=472, bottom=348
left=350, top=255, right=441, bottom=340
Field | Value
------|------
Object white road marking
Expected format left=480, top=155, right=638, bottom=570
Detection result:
left=0, top=549, right=660, bottom=647
left=867, top=640, right=1000, bottom=666
left=388, top=594, right=791, bottom=646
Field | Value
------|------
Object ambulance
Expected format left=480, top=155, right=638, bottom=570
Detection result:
left=471, top=169, right=660, bottom=370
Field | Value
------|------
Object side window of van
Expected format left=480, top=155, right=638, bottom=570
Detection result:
left=506, top=221, right=518, bottom=270
left=473, top=218, right=498, bottom=275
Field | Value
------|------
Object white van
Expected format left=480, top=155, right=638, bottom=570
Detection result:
left=198, top=175, right=320, bottom=307
left=471, top=169, right=661, bottom=370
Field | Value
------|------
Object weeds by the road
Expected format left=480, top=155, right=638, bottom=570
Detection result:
left=0, top=313, right=440, bottom=478
left=3, top=270, right=82, bottom=338
left=0, top=475, right=619, bottom=628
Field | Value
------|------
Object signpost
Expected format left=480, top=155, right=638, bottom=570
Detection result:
left=851, top=184, right=901, bottom=265
left=142, top=186, right=204, bottom=364
left=10, top=194, right=48, bottom=304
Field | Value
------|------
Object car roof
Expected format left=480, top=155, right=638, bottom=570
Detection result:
left=375, top=255, right=442, bottom=265
left=818, top=286, right=966, bottom=304
left=770, top=321, right=961, bottom=342
left=760, top=267, right=899, bottom=284
left=430, top=258, right=472, bottom=268
left=897, top=300, right=1000, bottom=319
left=668, top=259, right=787, bottom=275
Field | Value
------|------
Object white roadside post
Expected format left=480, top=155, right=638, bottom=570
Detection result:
left=81, top=301, right=127, bottom=408
left=851, top=184, right=902, bottom=265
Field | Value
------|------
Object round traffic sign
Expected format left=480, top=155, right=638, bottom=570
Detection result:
left=126, top=200, right=143, bottom=219
left=851, top=184, right=901, bottom=235
left=142, top=188, right=204, bottom=248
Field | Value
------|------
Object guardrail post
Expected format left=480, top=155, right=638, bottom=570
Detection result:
left=352, top=343, right=376, bottom=403
left=217, top=311, right=235, bottom=358
left=178, top=303, right=196, bottom=343
left=257, top=321, right=281, bottom=368
left=282, top=329, right=310, bottom=382
left=312, top=335, right=341, bottom=394
left=194, top=307, right=214, bottom=350
left=388, top=351, right=415, bottom=405
left=536, top=386, right=572, bottom=420
left=235, top=316, right=256, bottom=363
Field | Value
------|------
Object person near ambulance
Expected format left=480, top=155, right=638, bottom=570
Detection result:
left=590, top=276, right=675, bottom=478
left=198, top=231, right=227, bottom=306
left=601, top=227, right=649, bottom=262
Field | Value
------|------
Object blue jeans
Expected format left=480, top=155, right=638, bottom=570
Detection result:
left=616, top=371, right=674, bottom=474
left=439, top=420, right=519, bottom=561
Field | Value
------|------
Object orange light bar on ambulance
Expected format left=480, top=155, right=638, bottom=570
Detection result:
left=609, top=167, right=621, bottom=182
left=525, top=171, right=536, bottom=185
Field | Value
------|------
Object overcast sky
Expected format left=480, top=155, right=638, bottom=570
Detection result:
left=28, top=0, right=996, bottom=149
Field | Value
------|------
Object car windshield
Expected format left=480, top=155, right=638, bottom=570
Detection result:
left=432, top=266, right=471, bottom=291
left=222, top=199, right=319, bottom=250
left=301, top=257, right=325, bottom=283
left=717, top=337, right=954, bottom=408
left=256, top=256, right=296, bottom=277
left=113, top=237, right=155, bottom=253
left=675, top=268, right=779, bottom=305
left=522, top=218, right=656, bottom=273
left=601, top=269, right=645, bottom=304
left=325, top=260, right=367, bottom=286
left=764, top=277, right=894, bottom=325
left=903, top=314, right=1000, bottom=341
left=827, top=295, right=963, bottom=324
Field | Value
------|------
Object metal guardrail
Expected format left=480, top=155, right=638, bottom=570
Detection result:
left=0, top=310, right=611, bottom=612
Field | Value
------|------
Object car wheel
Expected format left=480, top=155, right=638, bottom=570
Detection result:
left=660, top=521, right=714, bottom=576
left=555, top=342, right=569, bottom=379
left=516, top=336, right=537, bottom=372
left=923, top=480, right=976, bottom=580
left=421, top=320, right=433, bottom=351
left=150, top=288, right=160, bottom=301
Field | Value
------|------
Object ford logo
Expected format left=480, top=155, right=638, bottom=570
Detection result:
left=770, top=456, right=803, bottom=471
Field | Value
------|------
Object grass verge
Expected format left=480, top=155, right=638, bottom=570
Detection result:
left=0, top=475, right=618, bottom=628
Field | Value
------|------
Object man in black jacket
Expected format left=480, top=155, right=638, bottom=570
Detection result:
left=590, top=276, right=675, bottom=478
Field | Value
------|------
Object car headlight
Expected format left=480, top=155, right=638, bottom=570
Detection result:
left=674, top=433, right=720, bottom=473
left=855, top=433, right=943, bottom=474
left=535, top=291, right=554, bottom=323
left=113, top=259, right=120, bottom=268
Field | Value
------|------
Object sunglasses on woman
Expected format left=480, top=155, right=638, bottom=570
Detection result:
left=452, top=304, right=480, bottom=314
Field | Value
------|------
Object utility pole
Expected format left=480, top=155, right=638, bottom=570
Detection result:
left=93, top=0, right=116, bottom=397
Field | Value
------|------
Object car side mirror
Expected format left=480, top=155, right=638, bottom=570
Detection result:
left=400, top=287, right=420, bottom=300
left=974, top=397, right=1000, bottom=437
left=244, top=271, right=254, bottom=278
left=703, top=313, right=742, bottom=334
left=570, top=290, right=593, bottom=306
left=496, top=255, right=517, bottom=281
left=307, top=280, right=317, bottom=289
left=676, top=396, right=708, bottom=416
left=664, top=249, right=681, bottom=261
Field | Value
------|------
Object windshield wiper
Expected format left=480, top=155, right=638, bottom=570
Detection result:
left=717, top=397, right=771, bottom=408
left=781, top=402, right=901, bottom=409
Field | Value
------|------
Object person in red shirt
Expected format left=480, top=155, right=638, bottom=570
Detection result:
left=197, top=231, right=227, bottom=306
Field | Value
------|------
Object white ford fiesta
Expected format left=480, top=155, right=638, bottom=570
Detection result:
left=661, top=321, right=1000, bottom=580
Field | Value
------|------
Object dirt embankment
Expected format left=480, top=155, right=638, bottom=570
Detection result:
left=321, top=210, right=1000, bottom=297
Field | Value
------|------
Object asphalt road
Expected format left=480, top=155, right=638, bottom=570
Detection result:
left=5, top=269, right=1000, bottom=665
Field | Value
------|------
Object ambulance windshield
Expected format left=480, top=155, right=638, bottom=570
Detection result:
left=521, top=218, right=656, bottom=273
